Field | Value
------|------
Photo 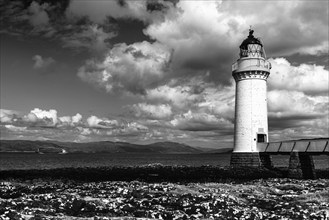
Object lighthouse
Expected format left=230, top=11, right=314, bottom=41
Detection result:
left=230, top=29, right=271, bottom=166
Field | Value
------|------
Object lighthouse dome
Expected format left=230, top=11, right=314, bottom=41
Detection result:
left=240, top=29, right=262, bottom=49
left=239, top=29, right=265, bottom=58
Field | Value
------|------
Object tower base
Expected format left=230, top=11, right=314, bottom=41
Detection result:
left=230, top=152, right=262, bottom=167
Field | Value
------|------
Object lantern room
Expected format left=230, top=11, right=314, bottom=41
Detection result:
left=239, top=29, right=266, bottom=59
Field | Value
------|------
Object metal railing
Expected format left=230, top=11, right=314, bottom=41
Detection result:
left=257, top=139, right=329, bottom=154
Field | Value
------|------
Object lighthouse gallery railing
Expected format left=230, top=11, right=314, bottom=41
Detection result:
left=232, top=58, right=271, bottom=73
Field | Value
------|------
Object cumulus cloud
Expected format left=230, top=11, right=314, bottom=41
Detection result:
left=4, top=124, right=27, bottom=132
left=145, top=1, right=240, bottom=83
left=28, top=1, right=50, bottom=26
left=146, top=84, right=203, bottom=109
left=122, top=77, right=234, bottom=134
left=17, top=108, right=82, bottom=128
left=144, top=77, right=235, bottom=118
left=268, top=90, right=327, bottom=115
left=78, top=41, right=171, bottom=94
left=59, top=113, right=83, bottom=127
left=75, top=0, right=328, bottom=95
left=197, top=86, right=235, bottom=121
left=61, top=24, right=117, bottom=54
left=120, top=122, right=148, bottom=135
left=0, top=109, right=20, bottom=123
left=268, top=90, right=328, bottom=131
left=23, top=112, right=38, bottom=124
left=170, top=110, right=233, bottom=132
left=86, top=115, right=119, bottom=129
left=0, top=107, right=152, bottom=142
left=128, top=103, right=172, bottom=120
left=268, top=58, right=329, bottom=95
left=32, top=55, right=55, bottom=69
left=76, top=1, right=240, bottom=90
left=264, top=58, right=329, bottom=135
left=28, top=108, right=58, bottom=127
left=72, top=113, right=83, bottom=124
left=77, top=127, right=92, bottom=136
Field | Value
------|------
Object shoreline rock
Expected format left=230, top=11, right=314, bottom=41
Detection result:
left=0, top=178, right=328, bottom=219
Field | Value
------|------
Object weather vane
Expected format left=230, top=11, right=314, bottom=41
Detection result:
left=249, top=25, right=254, bottom=36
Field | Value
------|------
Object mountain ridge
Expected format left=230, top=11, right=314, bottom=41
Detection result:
left=0, top=139, right=205, bottom=154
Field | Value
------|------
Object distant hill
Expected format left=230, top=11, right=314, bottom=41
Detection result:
left=0, top=140, right=63, bottom=153
left=0, top=140, right=205, bottom=154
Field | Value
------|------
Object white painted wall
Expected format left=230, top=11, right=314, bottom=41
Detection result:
left=233, top=77, right=268, bottom=152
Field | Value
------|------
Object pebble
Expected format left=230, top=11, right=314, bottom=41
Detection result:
left=0, top=178, right=328, bottom=219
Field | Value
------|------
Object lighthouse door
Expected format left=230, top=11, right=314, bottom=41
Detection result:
left=257, top=134, right=266, bottom=143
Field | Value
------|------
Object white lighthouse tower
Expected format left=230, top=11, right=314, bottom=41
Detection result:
left=230, top=29, right=271, bottom=166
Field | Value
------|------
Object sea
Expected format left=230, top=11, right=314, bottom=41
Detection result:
left=0, top=153, right=328, bottom=171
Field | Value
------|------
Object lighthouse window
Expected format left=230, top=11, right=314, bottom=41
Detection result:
left=257, top=134, right=266, bottom=143
left=240, top=49, right=248, bottom=57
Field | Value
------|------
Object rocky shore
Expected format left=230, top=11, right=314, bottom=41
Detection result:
left=0, top=178, right=328, bottom=219
left=0, top=165, right=328, bottom=219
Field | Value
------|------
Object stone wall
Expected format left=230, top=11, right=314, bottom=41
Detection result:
left=230, top=152, right=262, bottom=167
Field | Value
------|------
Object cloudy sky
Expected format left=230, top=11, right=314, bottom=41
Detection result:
left=0, top=0, right=328, bottom=148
